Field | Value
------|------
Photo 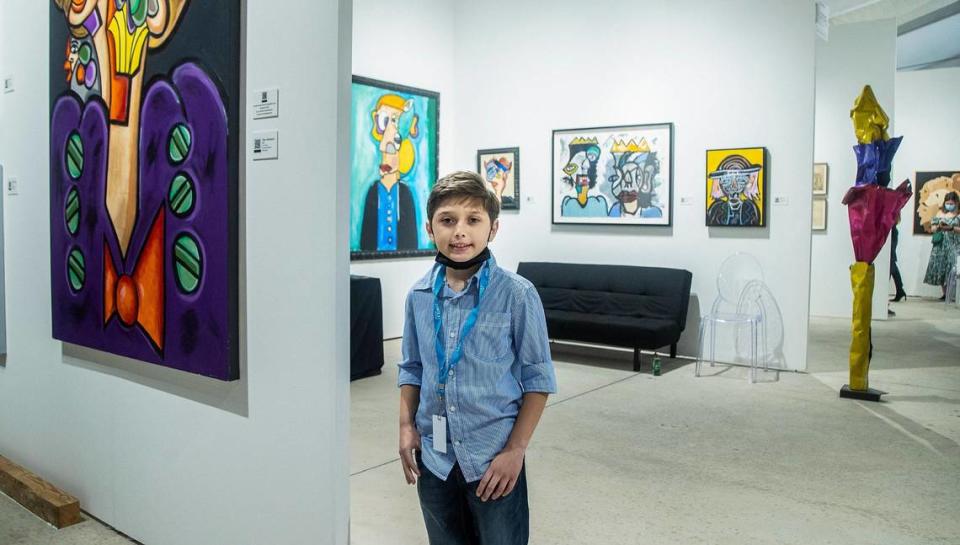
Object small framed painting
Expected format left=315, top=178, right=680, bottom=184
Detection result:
left=812, top=198, right=827, bottom=231
left=813, top=163, right=828, bottom=196
left=705, top=147, right=768, bottom=227
left=477, top=147, right=520, bottom=210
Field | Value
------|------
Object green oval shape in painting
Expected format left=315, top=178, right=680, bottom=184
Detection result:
left=66, top=132, right=84, bottom=180
left=168, top=173, right=196, bottom=217
left=78, top=43, right=92, bottom=64
left=67, top=248, right=85, bottom=292
left=130, top=0, right=148, bottom=27
left=168, top=123, right=192, bottom=164
left=173, top=234, right=202, bottom=294
left=65, top=187, right=81, bottom=235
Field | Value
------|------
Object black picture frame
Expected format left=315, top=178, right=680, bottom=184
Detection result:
left=350, top=75, right=440, bottom=260
left=551, top=123, right=673, bottom=226
left=477, top=147, right=520, bottom=210
left=705, top=146, right=769, bottom=228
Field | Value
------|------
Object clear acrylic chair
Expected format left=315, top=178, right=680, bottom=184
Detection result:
left=696, top=253, right=768, bottom=383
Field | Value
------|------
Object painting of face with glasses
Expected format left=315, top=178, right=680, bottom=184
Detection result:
left=705, top=148, right=768, bottom=227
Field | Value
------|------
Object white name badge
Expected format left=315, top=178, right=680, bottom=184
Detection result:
left=432, top=415, right=447, bottom=454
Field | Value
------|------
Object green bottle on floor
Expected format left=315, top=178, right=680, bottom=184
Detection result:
left=653, top=357, right=661, bottom=376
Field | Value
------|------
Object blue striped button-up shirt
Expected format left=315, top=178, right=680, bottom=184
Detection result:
left=398, top=256, right=557, bottom=483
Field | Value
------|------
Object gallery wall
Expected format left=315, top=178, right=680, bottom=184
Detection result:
left=891, top=67, right=960, bottom=298
left=810, top=19, right=897, bottom=319
left=349, top=0, right=457, bottom=338
left=0, top=1, right=351, bottom=544
left=449, top=0, right=817, bottom=370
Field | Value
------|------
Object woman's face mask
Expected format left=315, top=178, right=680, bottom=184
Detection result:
left=946, top=203, right=958, bottom=212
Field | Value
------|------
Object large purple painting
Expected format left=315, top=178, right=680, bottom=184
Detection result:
left=49, top=1, right=240, bottom=380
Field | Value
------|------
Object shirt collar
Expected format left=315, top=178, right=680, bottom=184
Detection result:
left=413, top=253, right=498, bottom=292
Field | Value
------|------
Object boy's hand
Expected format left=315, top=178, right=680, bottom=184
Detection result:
left=399, top=424, right=422, bottom=485
left=476, top=445, right=524, bottom=502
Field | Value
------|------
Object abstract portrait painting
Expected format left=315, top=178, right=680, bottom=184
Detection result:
left=705, top=147, right=767, bottom=227
left=552, top=123, right=672, bottom=225
left=350, top=76, right=439, bottom=259
left=477, top=147, right=519, bottom=210
left=49, top=1, right=241, bottom=380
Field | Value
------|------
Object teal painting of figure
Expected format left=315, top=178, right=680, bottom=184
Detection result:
left=350, top=76, right=439, bottom=259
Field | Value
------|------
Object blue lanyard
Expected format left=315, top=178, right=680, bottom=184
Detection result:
left=433, top=261, right=491, bottom=400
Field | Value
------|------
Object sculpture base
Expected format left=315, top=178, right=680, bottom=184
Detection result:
left=839, top=384, right=886, bottom=402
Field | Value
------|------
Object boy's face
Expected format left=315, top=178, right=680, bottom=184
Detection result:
left=426, top=198, right=499, bottom=262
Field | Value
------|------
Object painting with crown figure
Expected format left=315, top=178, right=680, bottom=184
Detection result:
left=552, top=123, right=673, bottom=225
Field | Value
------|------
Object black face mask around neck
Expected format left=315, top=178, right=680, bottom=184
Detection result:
left=435, top=247, right=491, bottom=270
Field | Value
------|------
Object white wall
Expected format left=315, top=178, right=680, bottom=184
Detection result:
left=0, top=1, right=351, bottom=544
left=892, top=67, right=960, bottom=298
left=452, top=0, right=816, bottom=370
left=349, top=0, right=457, bottom=338
left=810, top=19, right=897, bottom=319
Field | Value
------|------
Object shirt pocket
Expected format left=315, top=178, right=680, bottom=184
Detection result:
left=467, top=311, right=512, bottom=362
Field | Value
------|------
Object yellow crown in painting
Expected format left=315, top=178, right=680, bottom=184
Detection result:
left=569, top=137, right=599, bottom=146
left=611, top=138, right=651, bottom=153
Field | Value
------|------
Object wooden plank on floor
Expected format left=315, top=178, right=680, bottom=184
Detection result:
left=0, top=455, right=81, bottom=528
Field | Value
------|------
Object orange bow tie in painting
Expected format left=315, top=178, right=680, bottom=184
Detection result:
left=104, top=210, right=165, bottom=349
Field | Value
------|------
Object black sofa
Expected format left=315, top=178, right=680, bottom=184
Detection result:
left=517, top=262, right=693, bottom=371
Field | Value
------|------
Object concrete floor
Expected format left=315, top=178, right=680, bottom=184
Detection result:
left=350, top=297, right=960, bottom=545
left=3, top=299, right=958, bottom=544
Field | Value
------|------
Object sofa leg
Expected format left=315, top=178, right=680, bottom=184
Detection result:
left=633, top=347, right=641, bottom=372
left=670, top=343, right=677, bottom=359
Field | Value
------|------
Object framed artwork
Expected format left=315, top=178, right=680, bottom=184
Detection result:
left=813, top=163, right=828, bottom=195
left=552, top=123, right=672, bottom=225
left=49, top=1, right=242, bottom=380
left=812, top=199, right=827, bottom=231
left=913, top=171, right=960, bottom=234
left=477, top=147, right=520, bottom=210
left=705, top=147, right=768, bottom=227
left=350, top=76, right=439, bottom=260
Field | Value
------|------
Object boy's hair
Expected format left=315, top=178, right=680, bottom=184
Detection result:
left=427, top=171, right=500, bottom=222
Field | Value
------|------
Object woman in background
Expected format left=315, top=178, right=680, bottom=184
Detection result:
left=923, top=191, right=960, bottom=300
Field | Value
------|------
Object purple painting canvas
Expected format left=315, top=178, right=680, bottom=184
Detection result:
left=49, top=1, right=240, bottom=380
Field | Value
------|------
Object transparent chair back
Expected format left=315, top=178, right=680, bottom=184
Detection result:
left=736, top=279, right=786, bottom=371
left=713, top=253, right=764, bottom=315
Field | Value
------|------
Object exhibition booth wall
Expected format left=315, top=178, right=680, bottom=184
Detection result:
left=0, top=1, right=351, bottom=545
left=810, top=18, right=896, bottom=319
left=352, top=0, right=817, bottom=370
left=892, top=67, right=960, bottom=298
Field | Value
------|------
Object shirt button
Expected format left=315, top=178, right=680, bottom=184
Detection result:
left=449, top=406, right=456, bottom=412
left=449, top=332, right=455, bottom=338
left=448, top=370, right=454, bottom=378
left=455, top=440, right=462, bottom=446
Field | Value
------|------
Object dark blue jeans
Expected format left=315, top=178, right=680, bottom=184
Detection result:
left=416, top=453, right=529, bottom=545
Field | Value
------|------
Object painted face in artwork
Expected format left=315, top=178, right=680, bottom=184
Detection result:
left=54, top=0, right=190, bottom=255
left=483, top=158, right=512, bottom=200
left=370, top=94, right=418, bottom=188
left=427, top=198, right=499, bottom=263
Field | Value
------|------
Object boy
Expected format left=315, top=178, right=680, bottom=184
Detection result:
left=398, top=171, right=557, bottom=545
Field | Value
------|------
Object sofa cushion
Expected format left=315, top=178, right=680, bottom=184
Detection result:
left=544, top=309, right=681, bottom=349
left=518, top=262, right=693, bottom=327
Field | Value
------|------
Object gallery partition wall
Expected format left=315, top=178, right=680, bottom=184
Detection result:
left=0, top=1, right=352, bottom=544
